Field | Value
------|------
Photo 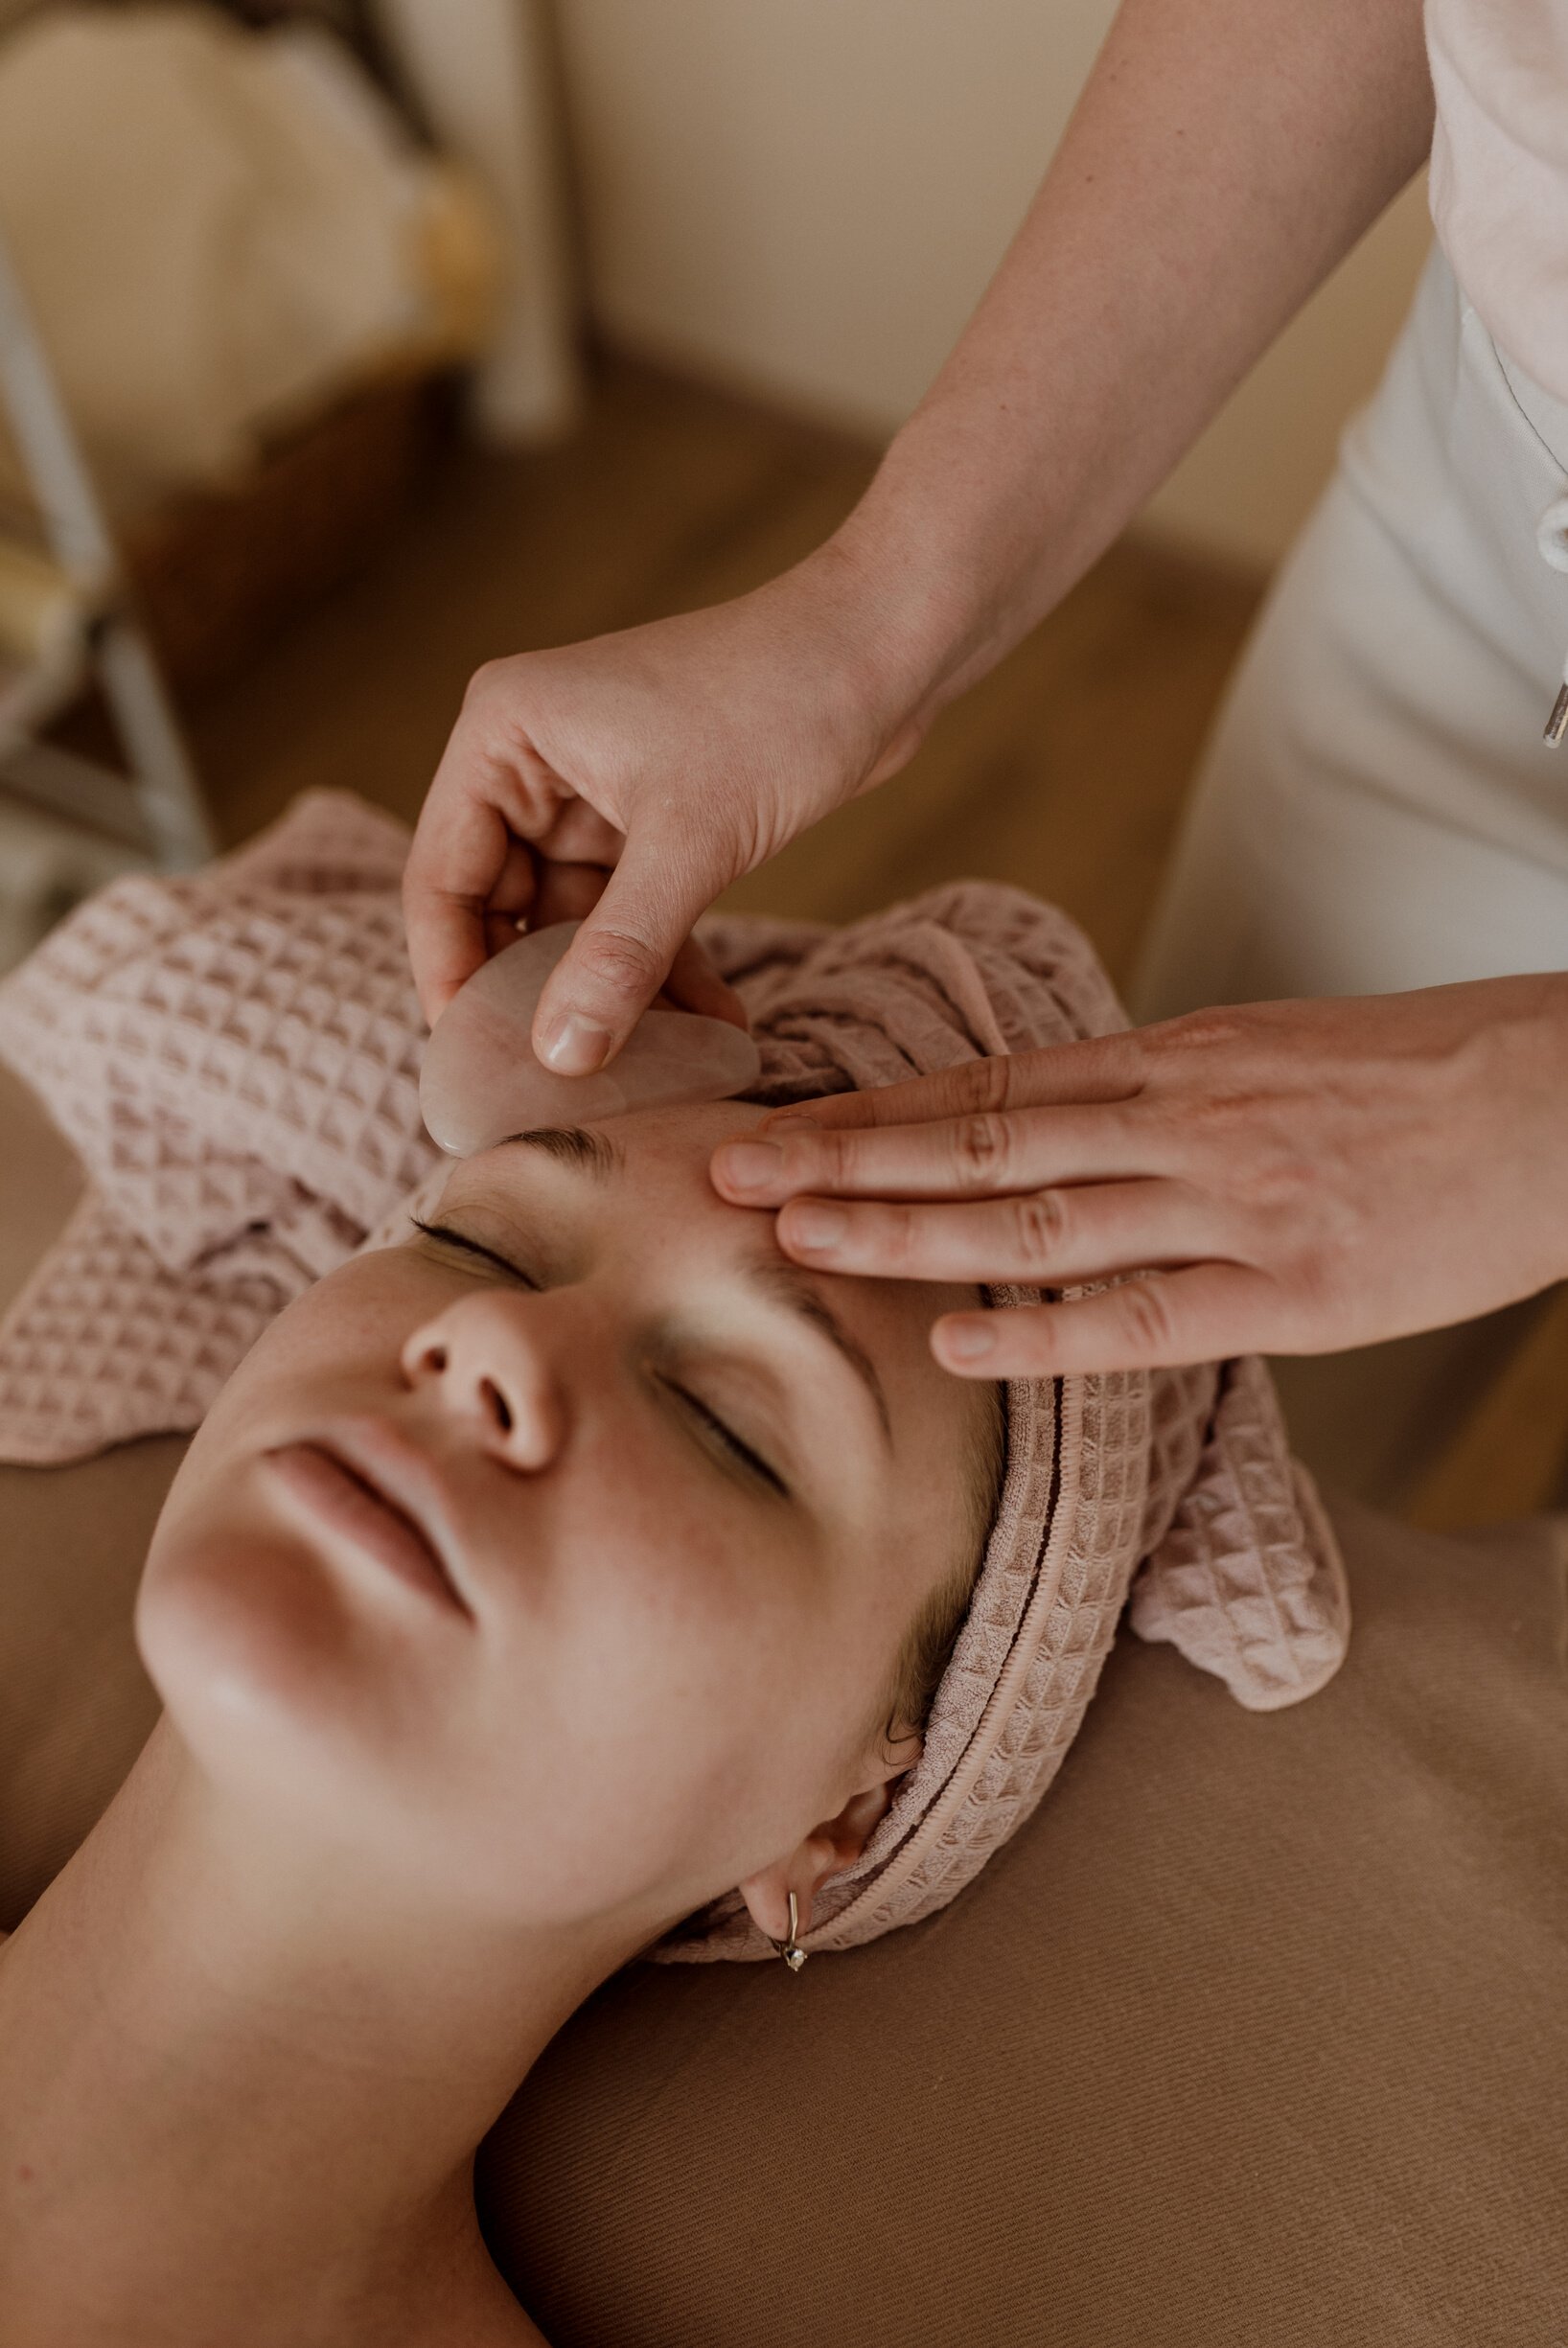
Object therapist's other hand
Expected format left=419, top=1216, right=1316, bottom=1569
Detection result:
left=710, top=977, right=1568, bottom=1375
left=402, top=544, right=933, bottom=1064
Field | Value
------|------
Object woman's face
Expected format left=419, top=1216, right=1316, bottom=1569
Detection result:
left=138, top=1101, right=994, bottom=1938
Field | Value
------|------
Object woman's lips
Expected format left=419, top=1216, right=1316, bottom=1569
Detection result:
left=263, top=1440, right=473, bottom=1619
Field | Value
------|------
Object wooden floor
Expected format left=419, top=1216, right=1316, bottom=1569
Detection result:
left=145, top=355, right=1568, bottom=1527
left=177, top=357, right=1259, bottom=991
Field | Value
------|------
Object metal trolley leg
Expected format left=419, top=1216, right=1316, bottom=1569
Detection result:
left=0, top=228, right=213, bottom=874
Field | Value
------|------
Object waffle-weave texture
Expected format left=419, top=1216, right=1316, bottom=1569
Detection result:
left=0, top=791, right=1348, bottom=1959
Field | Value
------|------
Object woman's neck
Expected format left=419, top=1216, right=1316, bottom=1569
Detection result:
left=0, top=1716, right=637, bottom=2347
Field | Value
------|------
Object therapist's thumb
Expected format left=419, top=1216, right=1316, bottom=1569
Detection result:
left=530, top=832, right=723, bottom=1073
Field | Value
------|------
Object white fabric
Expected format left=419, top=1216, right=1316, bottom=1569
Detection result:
left=1131, top=246, right=1568, bottom=1509
left=0, top=6, right=450, bottom=511
left=1133, top=246, right=1568, bottom=1015
left=1427, top=0, right=1568, bottom=409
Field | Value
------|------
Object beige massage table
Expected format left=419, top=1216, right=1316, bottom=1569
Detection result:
left=1, top=1056, right=1563, bottom=2347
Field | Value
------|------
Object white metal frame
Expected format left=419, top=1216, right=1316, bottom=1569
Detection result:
left=0, top=232, right=213, bottom=870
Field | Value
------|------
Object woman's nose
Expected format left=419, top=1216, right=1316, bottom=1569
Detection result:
left=401, top=1294, right=568, bottom=1472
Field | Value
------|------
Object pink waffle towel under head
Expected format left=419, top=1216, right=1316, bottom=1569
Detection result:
left=0, top=791, right=1348, bottom=1959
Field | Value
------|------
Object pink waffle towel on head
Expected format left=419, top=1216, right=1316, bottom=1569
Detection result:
left=0, top=790, right=1349, bottom=1960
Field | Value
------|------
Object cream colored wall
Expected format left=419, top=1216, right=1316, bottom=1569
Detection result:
left=553, top=0, right=1432, bottom=572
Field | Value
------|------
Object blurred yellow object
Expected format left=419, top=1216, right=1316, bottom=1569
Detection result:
left=407, top=166, right=504, bottom=370
left=0, top=8, right=506, bottom=520
left=0, top=539, right=81, bottom=667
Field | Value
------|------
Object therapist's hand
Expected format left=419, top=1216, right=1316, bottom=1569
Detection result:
left=709, top=976, right=1568, bottom=1375
left=402, top=543, right=934, bottom=1062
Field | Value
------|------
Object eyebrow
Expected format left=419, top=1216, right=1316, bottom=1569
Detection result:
left=492, top=1123, right=893, bottom=1449
left=741, top=1250, right=893, bottom=1452
left=496, top=1126, right=625, bottom=1182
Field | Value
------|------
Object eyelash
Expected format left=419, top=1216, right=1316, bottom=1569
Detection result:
left=410, top=1214, right=536, bottom=1287
left=657, top=1377, right=788, bottom=1498
left=408, top=1215, right=789, bottom=1498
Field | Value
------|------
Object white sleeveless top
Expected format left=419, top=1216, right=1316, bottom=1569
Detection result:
left=1427, top=0, right=1568, bottom=403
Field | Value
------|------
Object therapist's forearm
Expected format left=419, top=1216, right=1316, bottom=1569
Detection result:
left=828, top=0, right=1433, bottom=736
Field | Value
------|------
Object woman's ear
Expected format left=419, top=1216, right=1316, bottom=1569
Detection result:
left=738, top=1742, right=921, bottom=1944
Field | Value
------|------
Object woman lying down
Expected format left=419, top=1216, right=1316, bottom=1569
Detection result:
left=0, top=793, right=1347, bottom=2347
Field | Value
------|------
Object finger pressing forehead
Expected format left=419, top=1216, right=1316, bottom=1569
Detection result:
left=932, top=1261, right=1279, bottom=1378
left=772, top=1178, right=1225, bottom=1285
left=710, top=1098, right=1164, bottom=1206
left=753, top=1030, right=1148, bottom=1135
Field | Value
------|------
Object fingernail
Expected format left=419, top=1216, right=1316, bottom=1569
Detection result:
left=783, top=1202, right=847, bottom=1252
left=937, top=1318, right=996, bottom=1363
left=540, top=1014, right=611, bottom=1076
left=715, top=1139, right=784, bottom=1192
left=765, top=1113, right=822, bottom=1136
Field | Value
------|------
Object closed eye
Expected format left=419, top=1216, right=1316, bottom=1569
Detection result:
left=413, top=1216, right=788, bottom=1499
left=657, top=1376, right=790, bottom=1500
left=410, top=1215, right=539, bottom=1289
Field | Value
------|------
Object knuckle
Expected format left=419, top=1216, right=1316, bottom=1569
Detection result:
left=1012, top=1187, right=1067, bottom=1264
left=818, top=1127, right=855, bottom=1187
left=953, top=1054, right=1015, bottom=1116
left=951, top=1112, right=1012, bottom=1186
left=1115, top=1275, right=1176, bottom=1354
left=878, top=1204, right=920, bottom=1269
left=1152, top=1006, right=1247, bottom=1058
left=1241, top=1140, right=1309, bottom=1214
left=789, top=1123, right=846, bottom=1187
left=976, top=1056, right=1015, bottom=1112
left=463, top=656, right=512, bottom=710
left=575, top=926, right=665, bottom=998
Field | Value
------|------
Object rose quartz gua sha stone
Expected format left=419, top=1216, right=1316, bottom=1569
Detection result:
left=420, top=921, right=762, bottom=1156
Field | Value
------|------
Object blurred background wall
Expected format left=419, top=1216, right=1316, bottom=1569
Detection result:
left=554, top=0, right=1432, bottom=570
left=0, top=0, right=1434, bottom=564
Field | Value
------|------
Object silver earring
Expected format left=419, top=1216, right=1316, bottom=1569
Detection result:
left=776, top=1890, right=808, bottom=1971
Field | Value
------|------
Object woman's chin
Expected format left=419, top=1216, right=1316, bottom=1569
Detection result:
left=136, top=1522, right=394, bottom=1796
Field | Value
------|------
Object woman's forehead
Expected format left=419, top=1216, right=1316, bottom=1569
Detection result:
left=448, top=1099, right=766, bottom=1192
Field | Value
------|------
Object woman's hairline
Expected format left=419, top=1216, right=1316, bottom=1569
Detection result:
left=873, top=1375, right=1007, bottom=1761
